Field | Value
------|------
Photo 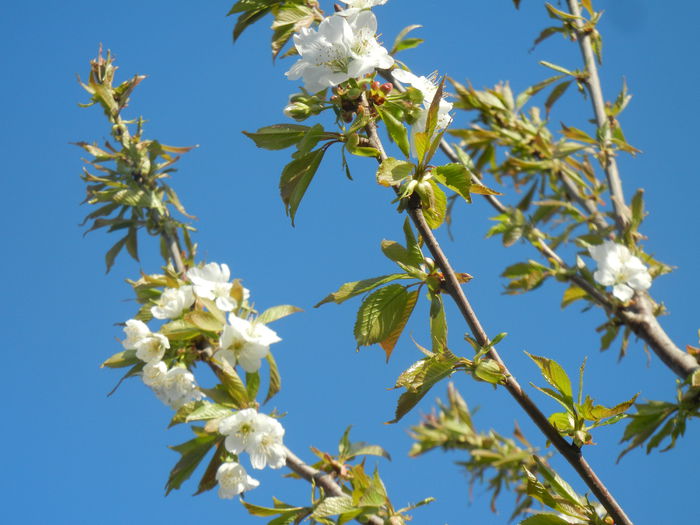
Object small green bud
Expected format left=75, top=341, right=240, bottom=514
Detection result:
left=473, top=359, right=504, bottom=384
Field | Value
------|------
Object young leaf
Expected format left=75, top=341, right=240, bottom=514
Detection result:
left=390, top=24, right=423, bottom=55
left=379, top=289, right=419, bottom=361
left=376, top=157, right=415, bottom=187
left=257, top=304, right=303, bottom=324
left=526, top=352, right=573, bottom=404
left=264, top=352, right=281, bottom=403
left=354, top=284, right=412, bottom=348
left=433, top=163, right=472, bottom=202
left=420, top=180, right=447, bottom=229
left=375, top=105, right=410, bottom=157
left=279, top=147, right=326, bottom=225
left=165, top=429, right=219, bottom=495
left=389, top=350, right=460, bottom=423
left=243, top=124, right=310, bottom=150
left=315, top=274, right=412, bottom=307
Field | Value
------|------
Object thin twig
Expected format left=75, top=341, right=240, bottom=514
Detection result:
left=284, top=448, right=386, bottom=525
left=363, top=105, right=633, bottom=525
left=566, top=0, right=630, bottom=230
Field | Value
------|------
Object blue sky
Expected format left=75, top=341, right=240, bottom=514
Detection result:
left=1, top=1, right=698, bottom=523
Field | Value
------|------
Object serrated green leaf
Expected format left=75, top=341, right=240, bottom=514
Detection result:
left=354, top=284, right=411, bottom=348
left=213, top=364, right=249, bottom=408
left=379, top=289, right=419, bottom=361
left=526, top=353, right=573, bottom=405
left=315, top=274, right=412, bottom=307
left=519, top=514, right=575, bottom=525
left=105, top=236, right=127, bottom=273
left=433, top=163, right=471, bottom=202
left=280, top=147, right=326, bottom=225
left=312, top=496, right=356, bottom=518
left=545, top=80, right=572, bottom=115
left=389, top=350, right=460, bottom=423
left=376, top=157, right=415, bottom=187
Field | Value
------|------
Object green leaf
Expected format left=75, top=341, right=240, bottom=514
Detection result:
left=213, top=364, right=249, bottom=408
left=186, top=402, right=233, bottom=423
left=194, top=441, right=226, bottom=495
left=354, top=284, right=412, bottom=348
left=105, top=236, right=127, bottom=273
left=402, top=218, right=425, bottom=267
left=545, top=80, right=572, bottom=115
left=561, top=285, right=588, bottom=308
left=376, top=157, right=415, bottom=187
left=433, top=163, right=472, bottom=202
left=429, top=293, right=447, bottom=351
left=389, top=350, right=460, bottom=423
left=165, top=429, right=219, bottom=495
left=315, top=274, right=412, bottom=307
left=101, top=349, right=138, bottom=369
left=540, top=61, right=574, bottom=76
left=241, top=499, right=305, bottom=518
left=519, top=514, right=575, bottom=525
left=579, top=393, right=638, bottom=422
left=312, top=496, right=356, bottom=518
left=160, top=318, right=201, bottom=341
left=185, top=310, right=224, bottom=332
left=264, top=352, right=282, bottom=403
left=390, top=24, right=423, bottom=55
left=246, top=371, right=261, bottom=401
left=280, top=147, right=326, bottom=225
left=376, top=105, right=410, bottom=157
left=379, top=289, right=419, bottom=361
left=424, top=77, right=446, bottom=140
left=420, top=180, right=447, bottom=229
left=532, top=456, right=584, bottom=507
left=526, top=353, right=573, bottom=404
left=243, top=124, right=311, bottom=150
left=257, top=304, right=303, bottom=324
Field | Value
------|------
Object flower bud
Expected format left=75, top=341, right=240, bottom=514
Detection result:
left=284, top=101, right=313, bottom=121
left=371, top=80, right=381, bottom=91
left=380, top=82, right=393, bottom=94
left=347, top=87, right=363, bottom=99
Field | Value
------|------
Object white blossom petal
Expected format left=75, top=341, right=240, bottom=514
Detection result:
left=588, top=240, right=652, bottom=301
left=151, top=286, right=195, bottom=319
left=216, top=462, right=259, bottom=499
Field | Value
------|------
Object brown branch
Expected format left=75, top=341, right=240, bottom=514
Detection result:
left=363, top=105, right=634, bottom=525
left=566, top=0, right=630, bottom=230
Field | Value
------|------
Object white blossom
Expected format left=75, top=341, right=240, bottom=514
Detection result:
left=151, top=286, right=195, bottom=320
left=215, top=462, right=259, bottom=499
left=141, top=360, right=168, bottom=387
left=218, top=409, right=287, bottom=470
left=186, top=262, right=239, bottom=312
left=214, top=314, right=281, bottom=373
left=588, top=240, right=652, bottom=301
left=147, top=365, right=204, bottom=409
left=218, top=408, right=260, bottom=455
left=122, top=319, right=170, bottom=363
left=392, top=68, right=453, bottom=133
left=249, top=415, right=286, bottom=470
left=285, top=11, right=394, bottom=94
left=341, top=0, right=388, bottom=8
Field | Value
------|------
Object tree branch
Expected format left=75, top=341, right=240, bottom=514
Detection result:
left=363, top=106, right=634, bottom=525
left=566, top=0, right=630, bottom=230
left=381, top=68, right=696, bottom=381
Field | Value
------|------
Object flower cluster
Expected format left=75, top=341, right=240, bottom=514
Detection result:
left=122, top=319, right=203, bottom=409
left=285, top=9, right=393, bottom=93
left=588, top=240, right=652, bottom=301
left=215, top=409, right=287, bottom=499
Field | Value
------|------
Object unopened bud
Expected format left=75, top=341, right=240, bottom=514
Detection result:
left=284, top=101, right=312, bottom=121
left=347, top=87, right=362, bottom=99
left=380, top=82, right=393, bottom=94
left=371, top=80, right=381, bottom=91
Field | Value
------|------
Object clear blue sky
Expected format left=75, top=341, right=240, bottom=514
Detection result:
left=1, top=1, right=698, bottom=523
